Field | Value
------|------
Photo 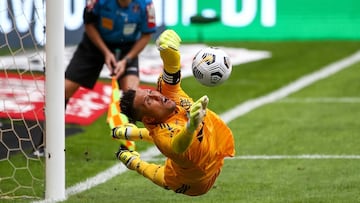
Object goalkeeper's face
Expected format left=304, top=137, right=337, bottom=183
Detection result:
left=133, top=88, right=176, bottom=123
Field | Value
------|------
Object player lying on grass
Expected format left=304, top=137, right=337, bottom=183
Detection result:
left=111, top=29, right=235, bottom=196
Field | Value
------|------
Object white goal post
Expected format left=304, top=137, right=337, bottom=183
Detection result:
left=45, top=0, right=65, bottom=201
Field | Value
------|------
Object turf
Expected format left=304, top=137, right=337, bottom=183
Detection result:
left=1, top=41, right=360, bottom=202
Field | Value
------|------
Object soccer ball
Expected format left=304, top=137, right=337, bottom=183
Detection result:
left=191, top=47, right=232, bottom=87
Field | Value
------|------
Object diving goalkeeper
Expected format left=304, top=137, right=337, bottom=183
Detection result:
left=112, top=29, right=235, bottom=196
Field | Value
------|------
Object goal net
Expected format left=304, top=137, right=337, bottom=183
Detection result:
left=1, top=0, right=65, bottom=201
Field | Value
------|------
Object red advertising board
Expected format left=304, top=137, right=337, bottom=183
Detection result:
left=1, top=73, right=112, bottom=125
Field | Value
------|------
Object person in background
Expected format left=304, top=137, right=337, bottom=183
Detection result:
left=62, top=0, right=156, bottom=151
left=111, top=29, right=235, bottom=196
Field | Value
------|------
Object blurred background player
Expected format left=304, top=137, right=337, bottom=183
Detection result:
left=111, top=30, right=235, bottom=196
left=63, top=0, right=156, bottom=151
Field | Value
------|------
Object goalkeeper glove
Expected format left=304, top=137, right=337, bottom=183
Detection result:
left=112, top=123, right=153, bottom=142
left=112, top=123, right=138, bottom=140
left=171, top=95, right=209, bottom=154
left=155, top=29, right=182, bottom=74
left=187, top=95, right=209, bottom=132
left=115, top=148, right=140, bottom=169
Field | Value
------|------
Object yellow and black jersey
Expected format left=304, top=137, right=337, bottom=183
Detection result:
left=144, top=71, right=235, bottom=195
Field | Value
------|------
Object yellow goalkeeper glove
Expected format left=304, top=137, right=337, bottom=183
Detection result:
left=112, top=123, right=138, bottom=140
left=111, top=123, right=153, bottom=142
left=171, top=95, right=209, bottom=153
left=156, top=29, right=182, bottom=74
left=187, top=95, right=209, bottom=132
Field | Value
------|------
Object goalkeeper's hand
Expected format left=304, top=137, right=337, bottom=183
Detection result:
left=155, top=29, right=182, bottom=74
left=170, top=95, right=209, bottom=154
left=111, top=123, right=137, bottom=140
left=187, top=95, right=209, bottom=132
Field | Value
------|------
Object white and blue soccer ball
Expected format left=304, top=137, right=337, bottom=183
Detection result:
left=191, top=47, right=232, bottom=87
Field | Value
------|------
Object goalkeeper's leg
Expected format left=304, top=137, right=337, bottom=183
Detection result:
left=112, top=123, right=153, bottom=143
left=117, top=150, right=166, bottom=188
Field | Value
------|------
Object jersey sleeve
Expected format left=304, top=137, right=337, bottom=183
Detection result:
left=83, top=0, right=100, bottom=24
left=147, top=112, right=188, bottom=156
left=140, top=0, right=156, bottom=33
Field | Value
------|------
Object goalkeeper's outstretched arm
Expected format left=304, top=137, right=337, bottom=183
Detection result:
left=171, top=96, right=209, bottom=154
left=156, top=29, right=182, bottom=74
left=112, top=123, right=153, bottom=143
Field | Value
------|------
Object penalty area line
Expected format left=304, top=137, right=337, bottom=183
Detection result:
left=34, top=50, right=360, bottom=203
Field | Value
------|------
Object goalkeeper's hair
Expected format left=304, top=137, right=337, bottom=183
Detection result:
left=120, top=89, right=140, bottom=123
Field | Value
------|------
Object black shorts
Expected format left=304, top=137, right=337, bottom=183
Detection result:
left=65, top=34, right=139, bottom=89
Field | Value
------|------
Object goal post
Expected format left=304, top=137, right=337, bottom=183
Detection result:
left=45, top=0, right=65, bottom=201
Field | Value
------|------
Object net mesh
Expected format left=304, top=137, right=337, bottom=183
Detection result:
left=0, top=1, right=46, bottom=200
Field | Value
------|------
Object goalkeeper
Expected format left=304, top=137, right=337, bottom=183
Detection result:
left=112, top=29, right=235, bottom=196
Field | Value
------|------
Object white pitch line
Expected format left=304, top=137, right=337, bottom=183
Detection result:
left=277, top=97, right=360, bottom=103
left=33, top=147, right=161, bottom=203
left=220, top=50, right=360, bottom=123
left=65, top=147, right=160, bottom=196
left=34, top=50, right=360, bottom=203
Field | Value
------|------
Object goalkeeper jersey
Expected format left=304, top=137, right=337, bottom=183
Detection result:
left=145, top=73, right=235, bottom=195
